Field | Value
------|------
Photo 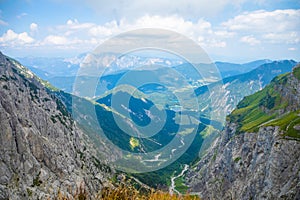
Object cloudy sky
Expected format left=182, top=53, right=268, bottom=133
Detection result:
left=0, top=0, right=299, bottom=62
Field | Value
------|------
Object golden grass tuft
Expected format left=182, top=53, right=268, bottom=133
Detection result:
left=100, top=184, right=199, bottom=200
left=54, top=182, right=200, bottom=200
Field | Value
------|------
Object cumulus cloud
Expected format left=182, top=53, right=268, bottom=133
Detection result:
left=240, top=35, right=261, bottom=45
left=262, top=32, right=300, bottom=44
left=1, top=8, right=299, bottom=60
left=86, top=15, right=213, bottom=38
left=42, top=34, right=97, bottom=49
left=42, top=15, right=226, bottom=49
left=44, top=9, right=299, bottom=50
left=30, top=23, right=38, bottom=32
left=56, top=19, right=95, bottom=36
left=214, top=31, right=235, bottom=38
left=0, top=29, right=34, bottom=46
left=222, top=9, right=300, bottom=32
left=222, top=9, right=300, bottom=45
left=68, top=15, right=228, bottom=49
left=16, top=13, right=28, bottom=19
left=44, top=35, right=69, bottom=45
left=288, top=47, right=297, bottom=51
left=88, top=20, right=118, bottom=37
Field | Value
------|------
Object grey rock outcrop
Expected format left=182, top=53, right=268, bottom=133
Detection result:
left=186, top=66, right=300, bottom=199
left=0, top=52, right=113, bottom=199
left=186, top=125, right=300, bottom=199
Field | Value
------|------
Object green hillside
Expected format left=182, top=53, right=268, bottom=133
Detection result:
left=293, top=65, right=300, bottom=80
left=228, top=65, right=300, bottom=139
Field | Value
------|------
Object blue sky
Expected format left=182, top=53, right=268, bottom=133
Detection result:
left=0, top=0, right=299, bottom=62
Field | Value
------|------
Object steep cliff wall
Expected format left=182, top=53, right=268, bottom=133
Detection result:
left=0, top=53, right=112, bottom=199
left=186, top=65, right=300, bottom=199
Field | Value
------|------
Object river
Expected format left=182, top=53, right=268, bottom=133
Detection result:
left=169, top=164, right=189, bottom=195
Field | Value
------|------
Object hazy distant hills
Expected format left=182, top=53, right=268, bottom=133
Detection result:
left=17, top=56, right=81, bottom=78
left=18, top=54, right=271, bottom=80
left=17, top=53, right=183, bottom=78
left=18, top=54, right=273, bottom=96
left=215, top=59, right=272, bottom=78
left=196, top=60, right=298, bottom=117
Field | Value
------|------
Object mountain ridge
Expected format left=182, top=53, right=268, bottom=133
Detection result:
left=0, top=52, right=113, bottom=199
left=186, top=64, right=300, bottom=199
left=195, top=60, right=298, bottom=118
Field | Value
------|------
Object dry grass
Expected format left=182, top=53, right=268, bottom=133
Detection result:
left=54, top=182, right=199, bottom=200
left=99, top=184, right=199, bottom=200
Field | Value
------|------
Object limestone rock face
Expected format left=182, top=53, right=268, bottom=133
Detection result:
left=186, top=125, right=300, bottom=199
left=0, top=53, right=112, bottom=199
left=186, top=66, right=300, bottom=200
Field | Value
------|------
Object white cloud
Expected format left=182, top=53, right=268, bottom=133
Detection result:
left=209, top=40, right=227, bottom=48
left=43, top=35, right=69, bottom=45
left=262, top=32, right=300, bottom=44
left=42, top=34, right=96, bottom=49
left=288, top=47, right=297, bottom=51
left=5, top=12, right=279, bottom=52
left=214, top=31, right=235, bottom=38
left=30, top=23, right=38, bottom=32
left=83, top=15, right=226, bottom=48
left=240, top=35, right=261, bottom=45
left=222, top=9, right=300, bottom=46
left=18, top=32, right=34, bottom=43
left=0, top=29, right=34, bottom=46
left=41, top=16, right=225, bottom=50
left=88, top=20, right=118, bottom=37
left=222, top=9, right=300, bottom=33
left=67, top=19, right=77, bottom=25
left=1, top=8, right=299, bottom=61
left=87, top=15, right=192, bottom=36
left=16, top=13, right=28, bottom=19
left=56, top=19, right=95, bottom=36
left=64, top=19, right=94, bottom=30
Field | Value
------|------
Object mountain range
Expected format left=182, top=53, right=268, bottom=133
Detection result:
left=1, top=51, right=299, bottom=199
left=17, top=54, right=272, bottom=96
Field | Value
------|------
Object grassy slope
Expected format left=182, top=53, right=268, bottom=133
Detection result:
left=228, top=66, right=300, bottom=139
left=293, top=65, right=300, bottom=80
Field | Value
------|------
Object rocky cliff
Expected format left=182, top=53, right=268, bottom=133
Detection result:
left=186, top=65, right=300, bottom=199
left=0, top=52, right=113, bottom=199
